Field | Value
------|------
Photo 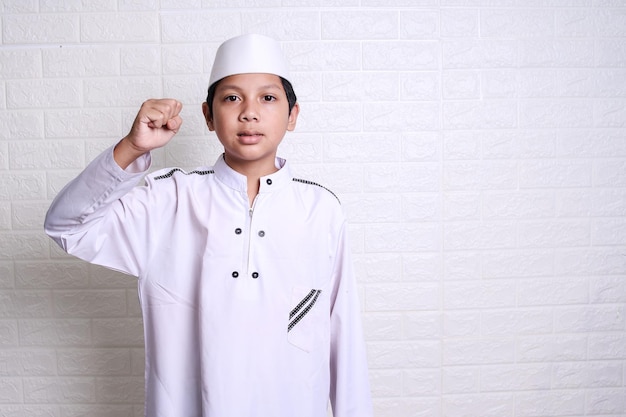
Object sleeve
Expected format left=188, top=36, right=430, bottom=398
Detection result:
left=44, top=145, right=156, bottom=277
left=329, top=221, right=374, bottom=417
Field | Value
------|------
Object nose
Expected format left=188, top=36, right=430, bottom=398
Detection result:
left=239, top=101, right=259, bottom=122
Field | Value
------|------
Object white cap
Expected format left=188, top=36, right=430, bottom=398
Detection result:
left=208, top=34, right=291, bottom=87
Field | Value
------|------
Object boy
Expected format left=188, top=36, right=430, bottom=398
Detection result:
left=45, top=34, right=373, bottom=417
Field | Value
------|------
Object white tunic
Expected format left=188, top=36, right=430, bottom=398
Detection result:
left=44, top=147, right=373, bottom=417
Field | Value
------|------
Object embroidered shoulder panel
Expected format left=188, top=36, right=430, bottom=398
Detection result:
left=292, top=178, right=340, bottom=204
left=153, top=168, right=215, bottom=181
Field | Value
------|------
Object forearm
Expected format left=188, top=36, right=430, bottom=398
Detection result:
left=329, top=296, right=373, bottom=417
left=329, top=224, right=374, bottom=417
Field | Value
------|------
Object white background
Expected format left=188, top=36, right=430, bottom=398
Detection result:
left=1, top=1, right=625, bottom=416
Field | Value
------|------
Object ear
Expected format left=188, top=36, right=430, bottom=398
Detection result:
left=202, top=102, right=215, bottom=131
left=286, top=103, right=300, bottom=132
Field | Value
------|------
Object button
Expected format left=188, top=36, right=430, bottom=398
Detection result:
left=266, top=179, right=273, bottom=185
left=235, top=228, right=242, bottom=235
left=231, top=271, right=239, bottom=278
left=258, top=230, right=265, bottom=237
left=252, top=272, right=259, bottom=279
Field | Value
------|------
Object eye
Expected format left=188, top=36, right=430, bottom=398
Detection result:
left=263, top=95, right=276, bottom=102
left=224, top=95, right=239, bottom=102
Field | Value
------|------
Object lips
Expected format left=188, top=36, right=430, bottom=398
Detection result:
left=237, top=131, right=263, bottom=144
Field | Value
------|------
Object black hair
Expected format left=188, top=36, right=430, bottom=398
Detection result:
left=205, top=76, right=297, bottom=119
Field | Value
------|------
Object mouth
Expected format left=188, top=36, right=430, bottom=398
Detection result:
left=237, top=131, right=264, bottom=144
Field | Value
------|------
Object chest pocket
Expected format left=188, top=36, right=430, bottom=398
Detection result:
left=287, top=287, right=323, bottom=352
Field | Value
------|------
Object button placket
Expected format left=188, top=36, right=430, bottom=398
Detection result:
left=232, top=226, right=243, bottom=278
left=246, top=198, right=271, bottom=281
left=251, top=224, right=267, bottom=279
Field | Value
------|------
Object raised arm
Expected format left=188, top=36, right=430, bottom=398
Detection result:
left=44, top=99, right=183, bottom=276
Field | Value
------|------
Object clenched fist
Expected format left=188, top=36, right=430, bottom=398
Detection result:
left=114, top=99, right=183, bottom=169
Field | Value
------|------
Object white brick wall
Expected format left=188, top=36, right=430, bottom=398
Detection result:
left=1, top=2, right=625, bottom=417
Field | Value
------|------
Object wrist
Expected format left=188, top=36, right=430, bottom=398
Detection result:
left=114, top=137, right=149, bottom=170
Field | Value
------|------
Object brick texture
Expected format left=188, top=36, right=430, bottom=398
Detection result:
left=1, top=3, right=625, bottom=417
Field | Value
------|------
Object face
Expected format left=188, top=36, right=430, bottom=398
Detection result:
left=202, top=73, right=299, bottom=174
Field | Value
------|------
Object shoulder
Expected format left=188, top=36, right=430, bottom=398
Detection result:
left=146, top=166, right=216, bottom=187
left=288, top=176, right=347, bottom=240
left=142, top=166, right=216, bottom=197
left=291, top=176, right=341, bottom=206
left=150, top=167, right=215, bottom=181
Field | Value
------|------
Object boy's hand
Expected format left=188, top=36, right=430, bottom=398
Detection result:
left=114, top=99, right=183, bottom=169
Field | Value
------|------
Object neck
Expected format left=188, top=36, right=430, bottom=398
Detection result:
left=223, top=154, right=278, bottom=178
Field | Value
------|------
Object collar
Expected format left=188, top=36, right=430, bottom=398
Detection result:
left=212, top=154, right=291, bottom=194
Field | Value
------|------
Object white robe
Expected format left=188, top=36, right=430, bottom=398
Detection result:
left=44, top=147, right=373, bottom=417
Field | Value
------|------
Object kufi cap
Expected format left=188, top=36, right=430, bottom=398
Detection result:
left=208, top=34, right=291, bottom=87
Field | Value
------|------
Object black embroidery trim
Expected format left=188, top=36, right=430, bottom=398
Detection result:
left=288, top=289, right=321, bottom=332
left=289, top=289, right=317, bottom=319
left=292, top=178, right=340, bottom=203
left=153, top=168, right=215, bottom=181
